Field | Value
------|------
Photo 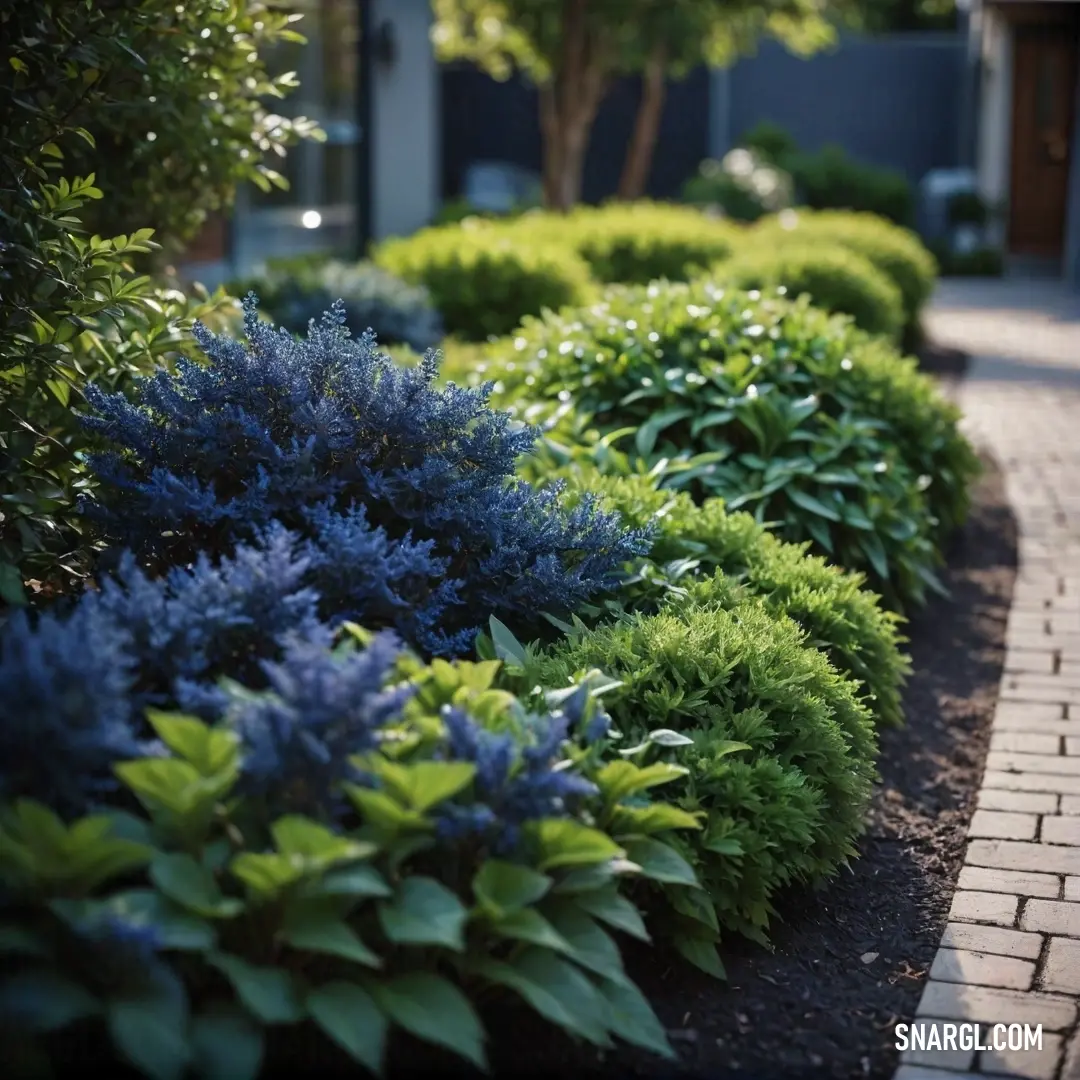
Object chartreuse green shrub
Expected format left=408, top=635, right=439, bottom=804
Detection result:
left=712, top=243, right=905, bottom=341
left=752, top=209, right=938, bottom=338
left=373, top=222, right=592, bottom=341
left=484, top=281, right=976, bottom=608
left=0, top=625, right=703, bottom=1077
left=545, top=470, right=910, bottom=728
left=506, top=201, right=740, bottom=285
left=513, top=593, right=879, bottom=975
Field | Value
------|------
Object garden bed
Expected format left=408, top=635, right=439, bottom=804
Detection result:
left=457, top=449, right=1014, bottom=1080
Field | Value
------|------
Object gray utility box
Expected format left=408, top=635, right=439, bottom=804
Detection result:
left=917, top=167, right=979, bottom=246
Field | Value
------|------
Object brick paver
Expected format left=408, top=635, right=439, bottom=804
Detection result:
left=892, top=281, right=1080, bottom=1080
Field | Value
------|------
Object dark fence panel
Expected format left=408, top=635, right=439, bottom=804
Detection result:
left=439, top=33, right=967, bottom=206
left=726, top=33, right=966, bottom=182
left=439, top=64, right=710, bottom=203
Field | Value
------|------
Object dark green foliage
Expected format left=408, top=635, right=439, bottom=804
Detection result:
left=229, top=258, right=445, bottom=352
left=508, top=202, right=740, bottom=285
left=374, top=223, right=593, bottom=341
left=681, top=150, right=795, bottom=223
left=484, top=281, right=975, bottom=608
left=713, top=243, right=905, bottom=340
left=516, top=595, right=879, bottom=965
left=556, top=472, right=910, bottom=728
left=3, top=1, right=319, bottom=258
left=752, top=210, right=938, bottom=339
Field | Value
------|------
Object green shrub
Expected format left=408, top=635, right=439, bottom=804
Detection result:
left=229, top=258, right=445, bottom=352
left=932, top=245, right=1004, bottom=278
left=373, top=223, right=592, bottom=341
left=507, top=201, right=740, bottom=285
left=554, top=471, right=910, bottom=728
left=789, top=146, right=914, bottom=227
left=516, top=594, right=879, bottom=969
left=753, top=209, right=938, bottom=337
left=681, top=150, right=794, bottom=223
left=712, top=243, right=905, bottom=340
left=740, top=121, right=800, bottom=165
left=0, top=633, right=700, bottom=1074
left=484, top=281, right=974, bottom=608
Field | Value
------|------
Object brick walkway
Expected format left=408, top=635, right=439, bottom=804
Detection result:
left=895, top=279, right=1080, bottom=1080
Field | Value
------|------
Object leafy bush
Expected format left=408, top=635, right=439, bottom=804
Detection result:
left=483, top=281, right=975, bottom=608
left=754, top=209, right=938, bottom=338
left=740, top=121, right=799, bottom=164
left=712, top=243, right=905, bottom=340
left=79, top=299, right=648, bottom=656
left=787, top=145, right=914, bottom=227
left=931, top=244, right=1004, bottom=278
left=551, top=471, right=910, bottom=728
left=3, top=1, right=320, bottom=259
left=515, top=592, right=878, bottom=970
left=510, top=202, right=740, bottom=285
left=682, top=149, right=795, bottom=223
left=230, top=258, right=445, bottom=352
left=374, top=223, right=592, bottom=341
left=0, top=609, right=698, bottom=1076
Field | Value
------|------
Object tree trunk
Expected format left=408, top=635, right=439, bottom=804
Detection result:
left=617, top=44, right=668, bottom=201
left=538, top=0, right=609, bottom=212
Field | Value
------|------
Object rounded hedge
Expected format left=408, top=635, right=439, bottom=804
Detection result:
left=507, top=201, right=739, bottom=285
left=373, top=222, right=593, bottom=341
left=229, top=257, right=445, bottom=352
left=519, top=592, right=879, bottom=949
left=712, top=242, right=905, bottom=341
left=753, top=209, right=938, bottom=334
left=559, top=471, right=910, bottom=727
left=483, top=281, right=976, bottom=609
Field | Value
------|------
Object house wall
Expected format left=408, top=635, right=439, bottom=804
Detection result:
left=974, top=4, right=1013, bottom=248
left=370, top=0, right=440, bottom=240
left=716, top=34, right=967, bottom=183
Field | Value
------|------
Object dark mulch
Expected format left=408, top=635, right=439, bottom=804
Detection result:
left=392, top=447, right=1015, bottom=1080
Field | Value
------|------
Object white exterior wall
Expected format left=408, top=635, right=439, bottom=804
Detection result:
left=370, top=0, right=440, bottom=240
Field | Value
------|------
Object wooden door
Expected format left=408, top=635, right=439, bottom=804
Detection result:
left=1009, top=27, right=1079, bottom=257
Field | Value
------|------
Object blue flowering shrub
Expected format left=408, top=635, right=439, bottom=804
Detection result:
left=0, top=615, right=702, bottom=1078
left=79, top=298, right=648, bottom=657
left=478, top=282, right=978, bottom=610
left=510, top=591, right=879, bottom=977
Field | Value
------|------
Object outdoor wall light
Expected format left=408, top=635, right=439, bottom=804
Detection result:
left=374, top=20, right=397, bottom=67
left=301, top=210, right=322, bottom=229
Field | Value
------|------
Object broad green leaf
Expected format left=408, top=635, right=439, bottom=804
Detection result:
left=343, top=786, right=428, bottom=832
left=280, top=903, right=381, bottom=968
left=546, top=907, right=628, bottom=985
left=230, top=852, right=304, bottom=897
left=150, top=854, right=243, bottom=918
left=307, top=982, right=387, bottom=1074
left=489, top=616, right=528, bottom=668
left=144, top=712, right=239, bottom=777
left=472, top=860, right=552, bottom=914
left=0, top=969, right=99, bottom=1031
left=786, top=487, right=841, bottom=521
left=670, top=886, right=720, bottom=933
left=860, top=532, right=890, bottom=580
left=190, top=1003, right=265, bottom=1080
left=107, top=966, right=190, bottom=1080
left=300, top=862, right=391, bottom=901
left=378, top=761, right=477, bottom=813
left=98, top=889, right=217, bottom=952
left=271, top=816, right=374, bottom=865
left=205, top=954, right=304, bottom=1025
left=573, top=887, right=651, bottom=943
left=532, top=820, right=623, bottom=872
left=623, top=838, right=700, bottom=887
left=377, top=876, right=468, bottom=951
left=635, top=407, right=694, bottom=456
left=506, top=948, right=613, bottom=1046
left=372, top=973, right=486, bottom=1070
left=599, top=978, right=674, bottom=1058
left=551, top=858, right=640, bottom=895
left=672, top=931, right=726, bottom=979
left=609, top=803, right=704, bottom=837
left=595, top=760, right=688, bottom=804
left=488, top=908, right=572, bottom=952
